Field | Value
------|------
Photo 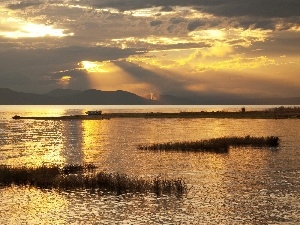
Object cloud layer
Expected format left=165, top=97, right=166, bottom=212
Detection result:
left=0, top=0, right=299, bottom=98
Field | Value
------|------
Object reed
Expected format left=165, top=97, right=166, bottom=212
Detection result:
left=137, top=136, right=279, bottom=153
left=0, top=164, right=187, bottom=196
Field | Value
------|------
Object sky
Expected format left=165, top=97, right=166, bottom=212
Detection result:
left=0, top=0, right=299, bottom=100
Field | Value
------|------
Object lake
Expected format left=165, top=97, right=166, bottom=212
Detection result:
left=0, top=105, right=300, bottom=224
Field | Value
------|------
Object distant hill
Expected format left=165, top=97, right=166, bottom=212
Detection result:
left=0, top=88, right=57, bottom=104
left=0, top=88, right=155, bottom=105
left=60, top=89, right=153, bottom=105
left=159, top=94, right=300, bottom=105
left=45, top=89, right=82, bottom=97
left=0, top=88, right=300, bottom=105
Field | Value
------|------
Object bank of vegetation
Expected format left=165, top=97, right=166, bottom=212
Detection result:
left=137, top=136, right=279, bottom=153
left=0, top=164, right=187, bottom=196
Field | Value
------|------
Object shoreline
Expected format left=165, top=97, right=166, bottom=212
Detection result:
left=12, top=111, right=300, bottom=120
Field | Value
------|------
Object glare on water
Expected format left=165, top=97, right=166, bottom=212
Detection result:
left=0, top=105, right=300, bottom=224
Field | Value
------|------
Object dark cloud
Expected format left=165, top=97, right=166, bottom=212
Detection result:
left=169, top=17, right=185, bottom=25
left=122, top=40, right=209, bottom=51
left=0, top=72, right=31, bottom=86
left=0, top=69, right=90, bottom=93
left=0, top=46, right=145, bottom=92
left=86, top=0, right=300, bottom=18
left=187, top=20, right=206, bottom=31
left=47, top=69, right=90, bottom=91
left=203, top=0, right=300, bottom=18
left=6, top=0, right=42, bottom=10
left=251, top=34, right=300, bottom=57
left=149, top=20, right=163, bottom=27
left=0, top=46, right=145, bottom=72
left=236, top=17, right=277, bottom=30
left=160, top=6, right=174, bottom=12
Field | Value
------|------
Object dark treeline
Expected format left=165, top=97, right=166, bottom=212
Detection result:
left=0, top=164, right=187, bottom=196
left=137, top=136, right=280, bottom=153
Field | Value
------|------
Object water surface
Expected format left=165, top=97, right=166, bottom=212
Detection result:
left=0, top=105, right=299, bottom=224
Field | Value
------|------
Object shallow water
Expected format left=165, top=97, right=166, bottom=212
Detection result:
left=0, top=105, right=300, bottom=224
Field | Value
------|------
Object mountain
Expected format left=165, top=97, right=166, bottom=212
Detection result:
left=59, top=89, right=153, bottom=105
left=159, top=94, right=300, bottom=105
left=0, top=88, right=57, bottom=104
left=159, top=93, right=256, bottom=105
left=0, top=88, right=155, bottom=105
left=1, top=88, right=300, bottom=105
left=45, top=89, right=82, bottom=97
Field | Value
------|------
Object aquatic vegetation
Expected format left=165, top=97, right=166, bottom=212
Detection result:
left=0, top=164, right=187, bottom=196
left=61, top=163, right=97, bottom=174
left=137, top=136, right=279, bottom=153
left=271, top=106, right=300, bottom=113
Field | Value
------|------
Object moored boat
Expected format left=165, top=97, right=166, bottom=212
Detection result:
left=85, top=110, right=102, bottom=115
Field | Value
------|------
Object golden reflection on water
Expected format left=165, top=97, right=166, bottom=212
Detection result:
left=0, top=186, right=68, bottom=224
left=81, top=120, right=109, bottom=164
left=24, top=106, right=68, bottom=117
left=60, top=120, right=84, bottom=165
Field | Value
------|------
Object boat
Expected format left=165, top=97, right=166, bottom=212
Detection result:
left=85, top=110, right=102, bottom=115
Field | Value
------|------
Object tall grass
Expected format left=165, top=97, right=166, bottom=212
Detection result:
left=137, top=136, right=279, bottom=153
left=0, top=164, right=187, bottom=196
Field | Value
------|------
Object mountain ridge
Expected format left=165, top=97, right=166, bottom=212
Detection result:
left=0, top=88, right=155, bottom=105
left=1, top=88, right=300, bottom=105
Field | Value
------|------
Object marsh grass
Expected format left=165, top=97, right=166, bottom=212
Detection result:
left=137, top=136, right=279, bottom=153
left=0, top=164, right=187, bottom=196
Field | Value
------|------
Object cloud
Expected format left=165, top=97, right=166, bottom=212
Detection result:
left=86, top=0, right=300, bottom=18
left=75, top=0, right=299, bottom=33
left=169, top=17, right=185, bottom=25
left=149, top=20, right=163, bottom=27
left=0, top=72, right=31, bottom=86
left=187, top=20, right=206, bottom=31
left=0, top=0, right=298, bottom=98
left=202, top=0, right=300, bottom=18
left=246, top=30, right=300, bottom=56
left=47, top=69, right=91, bottom=91
left=0, top=46, right=145, bottom=72
left=0, top=45, right=145, bottom=92
left=6, top=0, right=43, bottom=10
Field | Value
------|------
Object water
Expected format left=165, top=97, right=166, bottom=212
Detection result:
left=0, top=105, right=300, bottom=224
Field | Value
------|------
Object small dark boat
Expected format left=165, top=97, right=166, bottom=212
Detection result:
left=85, top=110, right=102, bottom=115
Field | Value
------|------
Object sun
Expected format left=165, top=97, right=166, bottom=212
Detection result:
left=80, top=61, right=109, bottom=73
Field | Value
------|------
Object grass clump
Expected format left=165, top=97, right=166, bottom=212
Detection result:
left=137, top=136, right=279, bottom=153
left=0, top=164, right=187, bottom=196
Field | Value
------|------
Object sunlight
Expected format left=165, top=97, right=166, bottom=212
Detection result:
left=189, top=29, right=226, bottom=41
left=206, top=29, right=226, bottom=39
left=80, top=61, right=109, bottom=73
left=194, top=56, right=275, bottom=72
left=58, top=76, right=72, bottom=87
left=82, top=61, right=134, bottom=91
left=0, top=20, right=74, bottom=39
left=123, top=7, right=173, bottom=17
left=238, top=28, right=271, bottom=46
left=2, top=187, right=68, bottom=224
left=190, top=28, right=271, bottom=47
left=81, top=120, right=108, bottom=163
